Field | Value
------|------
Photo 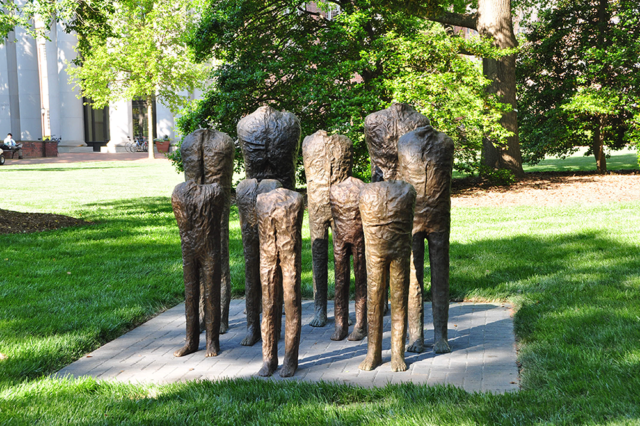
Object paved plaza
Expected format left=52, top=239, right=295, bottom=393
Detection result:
left=56, top=300, right=519, bottom=393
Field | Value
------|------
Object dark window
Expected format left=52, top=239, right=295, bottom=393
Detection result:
left=83, top=98, right=110, bottom=143
left=131, top=98, right=157, bottom=140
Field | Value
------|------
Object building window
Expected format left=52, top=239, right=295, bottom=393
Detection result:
left=83, top=99, right=110, bottom=143
left=131, top=98, right=157, bottom=140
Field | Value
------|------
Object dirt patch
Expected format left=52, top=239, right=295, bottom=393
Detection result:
left=0, top=209, right=91, bottom=234
left=452, top=170, right=640, bottom=208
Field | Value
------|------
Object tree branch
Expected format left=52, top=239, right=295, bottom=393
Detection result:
left=429, top=11, right=477, bottom=31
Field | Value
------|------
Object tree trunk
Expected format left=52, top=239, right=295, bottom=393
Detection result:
left=592, top=0, right=606, bottom=175
left=593, top=122, right=606, bottom=174
left=430, top=0, right=524, bottom=177
left=147, top=95, right=155, bottom=160
left=477, top=0, right=524, bottom=177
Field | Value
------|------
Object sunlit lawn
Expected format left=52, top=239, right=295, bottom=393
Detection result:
left=0, top=159, right=639, bottom=424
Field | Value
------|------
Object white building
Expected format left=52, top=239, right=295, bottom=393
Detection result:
left=0, top=21, right=193, bottom=152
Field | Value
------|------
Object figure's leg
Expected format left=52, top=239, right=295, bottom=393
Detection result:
left=241, top=224, right=261, bottom=346
left=349, top=239, right=367, bottom=341
left=202, top=256, right=221, bottom=357
left=275, top=266, right=283, bottom=341
left=428, top=230, right=451, bottom=354
left=219, top=200, right=231, bottom=334
left=258, top=227, right=280, bottom=377
left=331, top=240, right=350, bottom=341
left=174, top=258, right=201, bottom=357
left=407, top=232, right=426, bottom=353
left=359, top=256, right=385, bottom=371
left=389, top=255, right=410, bottom=372
left=310, top=221, right=329, bottom=327
left=279, top=247, right=302, bottom=377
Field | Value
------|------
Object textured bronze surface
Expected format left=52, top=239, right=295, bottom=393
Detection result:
left=256, top=188, right=305, bottom=377
left=364, top=103, right=429, bottom=314
left=171, top=181, right=224, bottom=358
left=302, top=130, right=353, bottom=327
left=329, top=177, right=367, bottom=341
left=237, top=106, right=301, bottom=190
left=358, top=181, right=415, bottom=372
left=181, top=129, right=235, bottom=334
left=236, top=178, right=283, bottom=346
left=398, top=126, right=454, bottom=354
left=364, top=103, right=430, bottom=183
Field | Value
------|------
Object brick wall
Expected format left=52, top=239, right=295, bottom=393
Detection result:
left=8, top=141, right=58, bottom=158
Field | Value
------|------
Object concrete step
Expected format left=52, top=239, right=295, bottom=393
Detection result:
left=58, top=146, right=94, bottom=153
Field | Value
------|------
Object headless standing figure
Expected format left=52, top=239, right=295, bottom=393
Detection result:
left=237, top=106, right=301, bottom=191
left=329, top=177, right=367, bottom=341
left=181, top=129, right=235, bottom=334
left=236, top=106, right=301, bottom=345
left=256, top=188, right=305, bottom=377
left=302, top=130, right=353, bottom=327
left=172, top=181, right=224, bottom=357
left=236, top=178, right=283, bottom=346
left=359, top=181, right=416, bottom=372
left=364, top=103, right=430, bottom=313
left=398, top=126, right=454, bottom=354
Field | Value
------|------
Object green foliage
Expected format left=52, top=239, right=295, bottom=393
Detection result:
left=176, top=0, right=511, bottom=182
left=66, top=0, right=210, bottom=113
left=0, top=0, right=55, bottom=41
left=478, top=165, right=515, bottom=186
left=517, top=0, right=640, bottom=165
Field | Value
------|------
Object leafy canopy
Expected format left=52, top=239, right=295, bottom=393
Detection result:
left=66, top=0, right=210, bottom=113
left=176, top=0, right=511, bottom=181
left=517, top=0, right=640, bottom=165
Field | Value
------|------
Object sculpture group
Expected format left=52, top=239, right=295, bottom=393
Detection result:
left=171, top=103, right=454, bottom=377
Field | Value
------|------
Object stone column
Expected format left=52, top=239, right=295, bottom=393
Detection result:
left=14, top=22, right=42, bottom=140
left=4, top=32, right=21, bottom=136
left=44, top=22, right=61, bottom=140
left=0, top=35, right=14, bottom=135
left=155, top=101, right=174, bottom=141
left=56, top=22, right=85, bottom=148
left=105, top=100, right=131, bottom=152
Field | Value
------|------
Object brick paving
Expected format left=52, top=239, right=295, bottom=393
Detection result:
left=55, top=300, right=520, bottom=393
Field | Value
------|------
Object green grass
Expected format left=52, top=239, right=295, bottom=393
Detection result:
left=523, top=147, right=639, bottom=173
left=1, top=160, right=640, bottom=424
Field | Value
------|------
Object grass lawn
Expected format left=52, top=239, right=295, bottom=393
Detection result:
left=1, top=159, right=639, bottom=424
left=523, top=147, right=639, bottom=173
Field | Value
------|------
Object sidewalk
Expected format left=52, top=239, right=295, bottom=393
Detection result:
left=4, top=152, right=170, bottom=165
left=55, top=300, right=520, bottom=393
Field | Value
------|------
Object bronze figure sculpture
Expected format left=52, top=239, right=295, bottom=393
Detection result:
left=171, top=181, right=224, bottom=357
left=364, top=103, right=429, bottom=313
left=237, top=106, right=301, bottom=190
left=256, top=188, right=305, bottom=377
left=364, top=103, right=431, bottom=183
left=302, top=130, right=353, bottom=327
left=181, top=129, right=235, bottom=334
left=398, top=126, right=454, bottom=354
left=236, top=178, right=283, bottom=346
left=358, top=181, right=416, bottom=372
left=329, top=177, right=367, bottom=341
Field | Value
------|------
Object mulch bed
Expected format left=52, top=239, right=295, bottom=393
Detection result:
left=0, top=209, right=91, bottom=235
left=1, top=170, right=638, bottom=235
left=451, top=169, right=640, bottom=207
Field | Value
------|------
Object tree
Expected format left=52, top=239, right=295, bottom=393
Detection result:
left=177, top=0, right=510, bottom=182
left=517, top=0, right=640, bottom=173
left=67, top=0, right=210, bottom=159
left=422, top=0, right=525, bottom=177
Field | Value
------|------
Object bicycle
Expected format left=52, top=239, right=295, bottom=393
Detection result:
left=126, top=136, right=148, bottom=152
